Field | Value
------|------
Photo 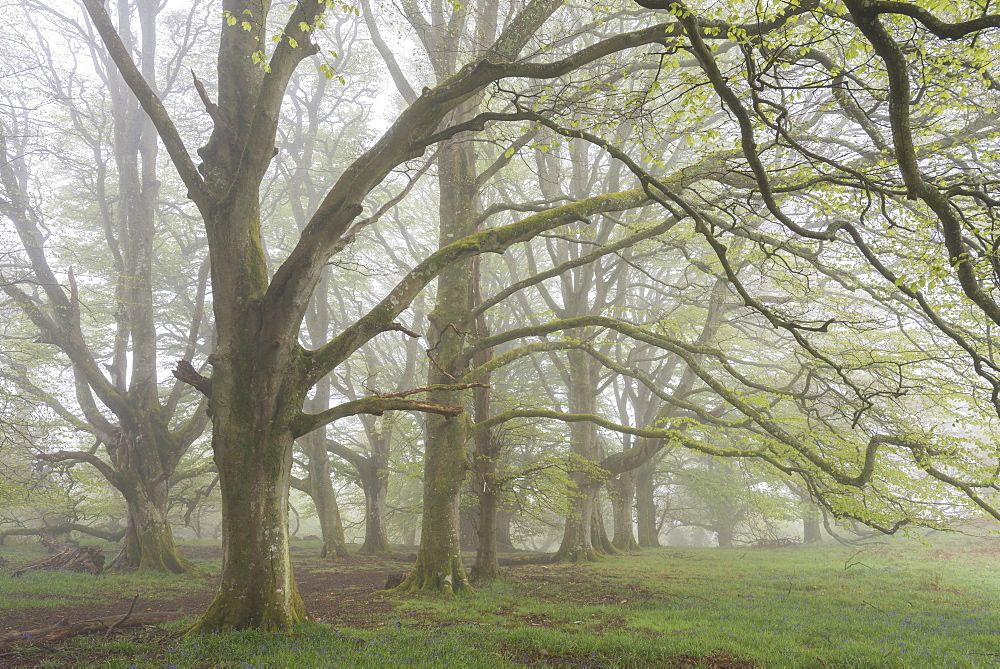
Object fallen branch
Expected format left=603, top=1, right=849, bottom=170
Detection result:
left=0, top=523, right=125, bottom=544
left=0, top=610, right=184, bottom=649
left=104, top=591, right=140, bottom=637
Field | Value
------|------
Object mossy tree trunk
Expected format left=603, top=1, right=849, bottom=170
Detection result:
left=396, top=125, right=478, bottom=595
left=115, top=472, right=196, bottom=573
left=469, top=257, right=501, bottom=580
left=191, top=411, right=308, bottom=631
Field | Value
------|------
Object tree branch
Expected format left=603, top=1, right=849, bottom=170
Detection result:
left=36, top=450, right=118, bottom=485
left=78, top=0, right=209, bottom=203
left=291, top=397, right=463, bottom=438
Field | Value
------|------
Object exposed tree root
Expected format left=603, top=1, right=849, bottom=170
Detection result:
left=551, top=544, right=606, bottom=563
left=389, top=552, right=473, bottom=595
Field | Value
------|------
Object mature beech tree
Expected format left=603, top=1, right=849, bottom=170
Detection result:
left=0, top=0, right=210, bottom=573
left=13, top=0, right=997, bottom=633
left=65, top=0, right=700, bottom=629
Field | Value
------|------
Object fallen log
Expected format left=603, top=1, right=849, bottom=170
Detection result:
left=11, top=536, right=105, bottom=576
left=0, top=610, right=185, bottom=648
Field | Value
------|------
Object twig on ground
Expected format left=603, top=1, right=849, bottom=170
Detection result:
left=104, top=591, right=140, bottom=637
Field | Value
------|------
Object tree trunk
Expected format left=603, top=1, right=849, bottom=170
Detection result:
left=803, top=507, right=822, bottom=543
left=312, top=464, right=349, bottom=559
left=554, top=483, right=602, bottom=562
left=113, top=478, right=194, bottom=573
left=636, top=460, right=660, bottom=548
left=460, top=491, right=479, bottom=550
left=303, top=427, right=349, bottom=559
left=592, top=491, right=618, bottom=555
left=610, top=470, right=640, bottom=551
left=469, top=254, right=501, bottom=581
left=302, top=280, right=350, bottom=560
left=190, top=427, right=308, bottom=631
left=395, top=133, right=476, bottom=594
left=554, top=349, right=607, bottom=562
left=358, top=456, right=391, bottom=554
left=716, top=522, right=735, bottom=548
left=496, top=508, right=515, bottom=551
left=394, top=408, right=471, bottom=594
left=470, top=483, right=498, bottom=580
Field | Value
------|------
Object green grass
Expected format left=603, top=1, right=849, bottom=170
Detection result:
left=0, top=541, right=212, bottom=611
left=4, top=538, right=1000, bottom=666
left=0, top=568, right=207, bottom=610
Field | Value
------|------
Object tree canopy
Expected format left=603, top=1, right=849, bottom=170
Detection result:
left=2, top=0, right=1000, bottom=632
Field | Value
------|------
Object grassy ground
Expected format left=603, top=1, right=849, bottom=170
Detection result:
left=2, top=536, right=999, bottom=667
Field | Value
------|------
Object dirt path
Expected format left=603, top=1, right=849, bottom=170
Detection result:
left=2, top=543, right=420, bottom=635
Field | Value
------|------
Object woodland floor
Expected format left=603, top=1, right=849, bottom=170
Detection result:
left=10, top=538, right=996, bottom=667
left=1, top=542, right=415, bottom=634
left=0, top=541, right=754, bottom=667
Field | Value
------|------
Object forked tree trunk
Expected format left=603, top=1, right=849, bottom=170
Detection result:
left=113, top=478, right=195, bottom=573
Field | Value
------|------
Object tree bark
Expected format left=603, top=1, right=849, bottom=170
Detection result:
left=113, top=476, right=195, bottom=573
left=610, top=469, right=640, bottom=551
left=636, top=459, right=660, bottom=547
left=353, top=432, right=392, bottom=554
left=189, top=424, right=308, bottom=631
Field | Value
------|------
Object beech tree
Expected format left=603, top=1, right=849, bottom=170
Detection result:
left=58, top=0, right=708, bottom=629
left=625, top=0, right=1000, bottom=522
left=0, top=0, right=211, bottom=572
left=12, top=0, right=997, bottom=634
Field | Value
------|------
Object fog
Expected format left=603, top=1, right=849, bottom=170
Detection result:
left=2, top=0, right=1000, bottom=642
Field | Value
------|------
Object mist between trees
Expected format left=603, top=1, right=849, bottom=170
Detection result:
left=2, top=0, right=1000, bottom=632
